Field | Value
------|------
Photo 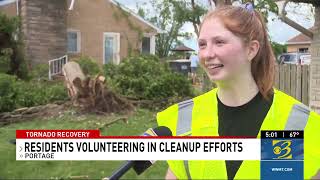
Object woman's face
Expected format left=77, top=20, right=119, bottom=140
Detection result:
left=198, top=18, right=252, bottom=83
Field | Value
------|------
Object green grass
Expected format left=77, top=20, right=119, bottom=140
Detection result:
left=0, top=108, right=168, bottom=179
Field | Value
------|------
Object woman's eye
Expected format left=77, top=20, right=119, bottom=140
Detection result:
left=216, top=40, right=225, bottom=46
left=198, top=42, right=206, bottom=48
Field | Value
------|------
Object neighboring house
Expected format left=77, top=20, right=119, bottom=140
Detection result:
left=0, top=0, right=17, bottom=17
left=286, top=29, right=313, bottom=53
left=0, top=0, right=162, bottom=66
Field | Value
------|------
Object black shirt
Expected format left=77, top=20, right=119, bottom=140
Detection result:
left=217, top=92, right=273, bottom=180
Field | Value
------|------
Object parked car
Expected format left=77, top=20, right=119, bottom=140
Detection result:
left=277, top=52, right=311, bottom=65
left=300, top=54, right=311, bottom=65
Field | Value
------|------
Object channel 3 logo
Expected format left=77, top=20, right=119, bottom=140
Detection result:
left=272, top=140, right=293, bottom=159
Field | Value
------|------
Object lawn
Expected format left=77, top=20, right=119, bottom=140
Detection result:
left=0, top=108, right=168, bottom=179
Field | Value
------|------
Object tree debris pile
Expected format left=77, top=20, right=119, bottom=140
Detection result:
left=0, top=103, right=67, bottom=126
left=62, top=61, right=133, bottom=113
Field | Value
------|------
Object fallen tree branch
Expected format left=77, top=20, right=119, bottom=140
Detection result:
left=0, top=103, right=67, bottom=126
left=278, top=0, right=313, bottom=38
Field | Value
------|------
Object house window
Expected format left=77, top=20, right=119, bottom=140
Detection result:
left=103, top=32, right=120, bottom=64
left=142, top=37, right=151, bottom=54
left=67, top=30, right=80, bottom=53
left=298, top=48, right=308, bottom=53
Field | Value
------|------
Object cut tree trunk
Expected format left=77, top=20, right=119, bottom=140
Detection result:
left=62, top=61, right=86, bottom=98
left=62, top=62, right=133, bottom=113
left=309, top=6, right=320, bottom=113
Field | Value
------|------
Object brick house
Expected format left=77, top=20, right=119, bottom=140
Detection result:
left=286, top=28, right=313, bottom=53
left=0, top=0, right=162, bottom=66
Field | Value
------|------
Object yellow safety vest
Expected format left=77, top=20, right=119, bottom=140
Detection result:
left=157, top=88, right=320, bottom=179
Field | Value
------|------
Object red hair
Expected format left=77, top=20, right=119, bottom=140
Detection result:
left=200, top=6, right=275, bottom=99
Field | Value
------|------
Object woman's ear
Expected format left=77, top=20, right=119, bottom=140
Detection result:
left=247, top=40, right=260, bottom=62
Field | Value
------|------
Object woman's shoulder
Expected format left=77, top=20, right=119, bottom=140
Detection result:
left=194, top=88, right=218, bottom=101
left=159, top=88, right=218, bottom=114
left=157, top=89, right=217, bottom=134
left=156, top=89, right=218, bottom=125
left=274, top=88, right=301, bottom=105
left=273, top=88, right=318, bottom=118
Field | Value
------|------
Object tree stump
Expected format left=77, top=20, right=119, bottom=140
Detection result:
left=62, top=61, right=133, bottom=113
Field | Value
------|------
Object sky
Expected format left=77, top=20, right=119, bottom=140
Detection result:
left=116, top=0, right=314, bottom=51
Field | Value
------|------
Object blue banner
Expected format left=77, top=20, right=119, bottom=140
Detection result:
left=261, top=131, right=304, bottom=180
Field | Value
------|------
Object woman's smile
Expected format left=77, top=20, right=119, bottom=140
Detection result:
left=205, top=63, right=224, bottom=75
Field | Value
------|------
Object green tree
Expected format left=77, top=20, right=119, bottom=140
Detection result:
left=175, top=0, right=278, bottom=36
left=169, top=0, right=208, bottom=37
left=138, top=0, right=192, bottom=58
left=0, top=12, right=20, bottom=74
left=271, top=41, right=287, bottom=58
left=0, top=12, right=28, bottom=79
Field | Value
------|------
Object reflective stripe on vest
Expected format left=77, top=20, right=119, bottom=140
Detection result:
left=177, top=99, right=193, bottom=179
left=285, top=103, right=310, bottom=130
left=177, top=102, right=311, bottom=179
left=177, top=99, right=193, bottom=136
left=183, top=160, right=192, bottom=180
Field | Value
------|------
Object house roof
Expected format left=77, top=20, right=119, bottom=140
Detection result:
left=286, top=27, right=313, bottom=45
left=0, top=0, right=164, bottom=34
left=0, top=0, right=16, bottom=6
left=109, top=0, right=164, bottom=33
left=171, top=45, right=195, bottom=51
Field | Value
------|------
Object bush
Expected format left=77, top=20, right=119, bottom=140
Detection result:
left=104, top=63, right=118, bottom=79
left=0, top=73, right=17, bottom=112
left=103, top=54, right=194, bottom=101
left=0, top=73, right=68, bottom=112
left=0, top=48, right=12, bottom=73
left=30, top=64, right=49, bottom=80
left=0, top=13, right=29, bottom=79
left=15, top=81, right=68, bottom=108
left=145, top=73, right=192, bottom=99
left=15, top=59, right=30, bottom=80
left=0, top=12, right=20, bottom=35
left=76, top=56, right=100, bottom=76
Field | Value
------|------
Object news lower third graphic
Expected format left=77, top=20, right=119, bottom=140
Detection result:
left=16, top=130, right=261, bottom=161
left=261, top=130, right=304, bottom=180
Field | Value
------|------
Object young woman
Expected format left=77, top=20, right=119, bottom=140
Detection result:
left=157, top=3, right=320, bottom=180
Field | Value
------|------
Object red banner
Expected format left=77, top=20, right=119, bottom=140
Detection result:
left=16, top=130, right=254, bottom=139
left=16, top=130, right=100, bottom=139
